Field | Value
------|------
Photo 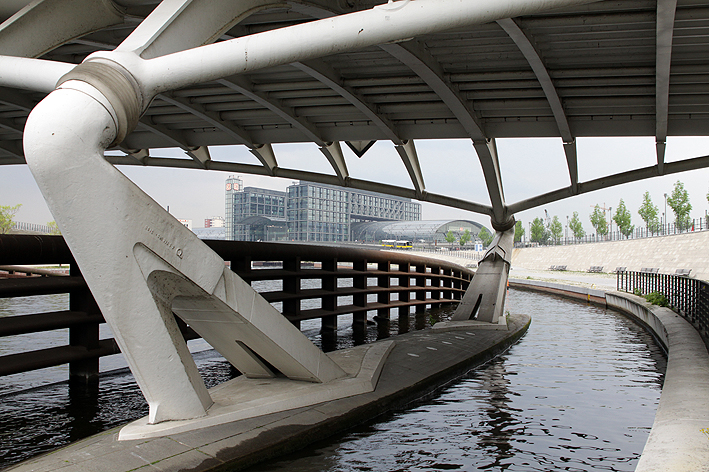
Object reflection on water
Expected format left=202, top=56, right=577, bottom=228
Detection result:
left=249, top=290, right=665, bottom=472
left=0, top=289, right=665, bottom=471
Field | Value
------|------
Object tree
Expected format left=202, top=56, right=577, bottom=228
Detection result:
left=0, top=204, right=21, bottom=234
left=549, top=215, right=563, bottom=244
left=514, top=220, right=524, bottom=243
left=637, top=191, right=660, bottom=233
left=569, top=211, right=585, bottom=239
left=47, top=221, right=61, bottom=235
left=444, top=230, right=456, bottom=244
left=613, top=199, right=634, bottom=238
left=667, top=180, right=692, bottom=230
left=530, top=217, right=548, bottom=244
left=478, top=227, right=494, bottom=247
left=459, top=229, right=471, bottom=246
left=590, top=205, right=608, bottom=236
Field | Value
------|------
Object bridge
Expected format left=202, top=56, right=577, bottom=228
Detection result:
left=2, top=0, right=709, bottom=470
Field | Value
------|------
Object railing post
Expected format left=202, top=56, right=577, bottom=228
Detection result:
left=283, top=256, right=301, bottom=329
left=398, top=262, right=411, bottom=333
left=430, top=265, right=442, bottom=309
left=68, top=262, right=101, bottom=386
left=321, top=257, right=338, bottom=335
left=441, top=267, right=452, bottom=303
left=376, top=260, right=391, bottom=338
left=353, top=259, right=368, bottom=340
left=414, top=263, right=427, bottom=329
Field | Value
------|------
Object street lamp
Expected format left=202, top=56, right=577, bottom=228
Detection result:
left=664, top=193, right=668, bottom=232
left=565, top=215, right=569, bottom=243
left=609, top=207, right=612, bottom=239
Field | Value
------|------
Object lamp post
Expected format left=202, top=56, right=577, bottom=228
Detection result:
left=664, top=193, right=668, bottom=233
left=565, top=215, right=569, bottom=244
left=608, top=207, right=612, bottom=239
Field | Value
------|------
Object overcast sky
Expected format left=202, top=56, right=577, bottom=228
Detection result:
left=3, top=136, right=709, bottom=235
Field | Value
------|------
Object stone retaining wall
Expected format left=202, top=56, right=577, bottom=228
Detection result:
left=511, top=231, right=709, bottom=281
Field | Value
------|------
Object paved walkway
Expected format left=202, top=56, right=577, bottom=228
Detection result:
left=8, top=315, right=529, bottom=472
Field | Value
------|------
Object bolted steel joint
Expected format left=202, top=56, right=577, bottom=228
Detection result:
left=56, top=60, right=141, bottom=146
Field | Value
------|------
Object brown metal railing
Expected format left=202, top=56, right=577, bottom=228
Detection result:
left=0, top=235, right=473, bottom=384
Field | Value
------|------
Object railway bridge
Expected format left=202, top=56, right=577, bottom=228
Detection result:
left=2, top=0, right=709, bottom=469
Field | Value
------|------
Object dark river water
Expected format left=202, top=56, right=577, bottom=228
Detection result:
left=0, top=289, right=665, bottom=471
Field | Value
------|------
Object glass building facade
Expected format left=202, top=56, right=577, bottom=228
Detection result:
left=225, top=176, right=287, bottom=241
left=226, top=179, right=422, bottom=242
left=286, top=182, right=421, bottom=242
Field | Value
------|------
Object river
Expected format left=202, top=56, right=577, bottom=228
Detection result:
left=0, top=289, right=665, bottom=471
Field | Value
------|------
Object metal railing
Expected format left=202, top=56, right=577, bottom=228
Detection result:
left=11, top=221, right=53, bottom=234
left=617, top=270, right=709, bottom=346
left=0, top=235, right=474, bottom=384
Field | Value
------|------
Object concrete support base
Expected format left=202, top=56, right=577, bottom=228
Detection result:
left=119, top=340, right=395, bottom=440
left=452, top=226, right=514, bottom=324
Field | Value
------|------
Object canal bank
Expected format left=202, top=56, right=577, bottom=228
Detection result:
left=509, top=276, right=709, bottom=472
left=7, top=314, right=530, bottom=472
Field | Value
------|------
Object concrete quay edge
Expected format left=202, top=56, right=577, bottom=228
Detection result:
left=510, top=278, right=709, bottom=472
left=6, top=314, right=530, bottom=472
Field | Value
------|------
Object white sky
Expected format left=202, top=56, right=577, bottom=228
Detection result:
left=3, top=136, right=709, bottom=234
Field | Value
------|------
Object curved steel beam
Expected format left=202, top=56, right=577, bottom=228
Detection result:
left=104, top=154, right=492, bottom=216
left=395, top=139, right=425, bottom=197
left=114, top=0, right=285, bottom=60
left=379, top=40, right=508, bottom=225
left=217, top=76, right=326, bottom=146
left=496, top=18, right=578, bottom=192
left=0, top=0, right=124, bottom=58
left=158, top=92, right=254, bottom=147
left=379, top=40, right=486, bottom=141
left=655, top=0, right=678, bottom=174
left=136, top=118, right=212, bottom=168
left=293, top=60, right=402, bottom=144
left=496, top=18, right=571, bottom=143
left=508, top=154, right=709, bottom=214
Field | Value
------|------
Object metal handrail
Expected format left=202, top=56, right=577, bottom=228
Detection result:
left=0, top=235, right=474, bottom=383
left=617, top=270, right=709, bottom=347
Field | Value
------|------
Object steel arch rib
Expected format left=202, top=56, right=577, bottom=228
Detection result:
left=292, top=60, right=402, bottom=144
left=655, top=0, right=678, bottom=174
left=216, top=76, right=326, bottom=146
left=379, top=40, right=508, bottom=224
left=496, top=18, right=578, bottom=192
left=136, top=118, right=212, bottom=168
left=157, top=93, right=254, bottom=147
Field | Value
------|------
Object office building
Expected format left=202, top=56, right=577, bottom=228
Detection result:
left=286, top=181, right=421, bottom=242
left=225, top=175, right=287, bottom=241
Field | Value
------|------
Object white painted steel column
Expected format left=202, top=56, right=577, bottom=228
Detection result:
left=23, top=76, right=345, bottom=425
left=24, top=82, right=213, bottom=423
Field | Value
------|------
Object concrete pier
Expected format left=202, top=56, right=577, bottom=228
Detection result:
left=7, top=314, right=530, bottom=472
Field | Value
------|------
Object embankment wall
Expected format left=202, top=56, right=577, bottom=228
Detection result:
left=511, top=230, right=709, bottom=280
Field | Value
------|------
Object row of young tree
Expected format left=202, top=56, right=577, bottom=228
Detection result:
left=0, top=204, right=60, bottom=234
left=526, top=181, right=708, bottom=244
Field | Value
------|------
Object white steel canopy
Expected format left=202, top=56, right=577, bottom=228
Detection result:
left=1, top=0, right=708, bottom=221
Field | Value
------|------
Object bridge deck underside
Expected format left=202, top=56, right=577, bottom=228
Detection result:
left=2, top=0, right=709, bottom=216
